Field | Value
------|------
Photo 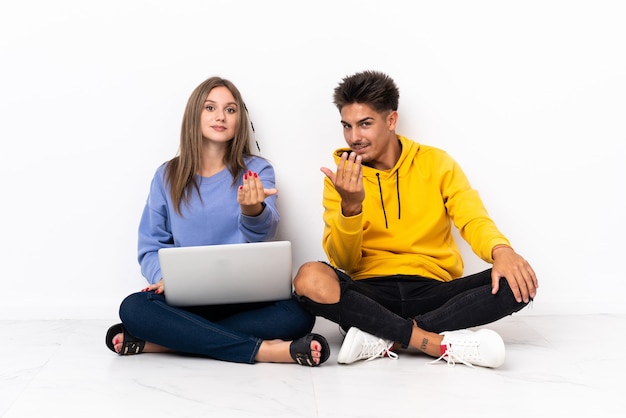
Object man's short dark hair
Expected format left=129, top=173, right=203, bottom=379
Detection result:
left=333, top=70, right=399, bottom=114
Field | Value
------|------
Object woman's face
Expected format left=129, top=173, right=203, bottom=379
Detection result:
left=200, top=86, right=239, bottom=144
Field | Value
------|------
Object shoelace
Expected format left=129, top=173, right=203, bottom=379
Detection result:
left=339, top=326, right=399, bottom=361
left=428, top=341, right=478, bottom=368
left=362, top=338, right=399, bottom=361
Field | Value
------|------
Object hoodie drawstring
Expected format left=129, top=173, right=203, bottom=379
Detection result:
left=375, top=173, right=388, bottom=229
left=376, top=171, right=401, bottom=229
left=395, top=170, right=401, bottom=219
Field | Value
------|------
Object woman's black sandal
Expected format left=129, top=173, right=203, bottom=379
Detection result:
left=289, top=333, right=330, bottom=367
left=105, top=323, right=146, bottom=355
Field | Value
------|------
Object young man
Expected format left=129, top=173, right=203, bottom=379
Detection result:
left=293, top=70, right=538, bottom=368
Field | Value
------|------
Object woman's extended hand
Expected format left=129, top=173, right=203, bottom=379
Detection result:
left=237, top=170, right=278, bottom=216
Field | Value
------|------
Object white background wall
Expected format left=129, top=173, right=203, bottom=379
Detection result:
left=1, top=0, right=624, bottom=319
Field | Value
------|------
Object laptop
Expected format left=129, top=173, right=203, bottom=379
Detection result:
left=158, top=241, right=293, bottom=307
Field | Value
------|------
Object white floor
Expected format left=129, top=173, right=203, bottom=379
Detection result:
left=1, top=314, right=623, bottom=418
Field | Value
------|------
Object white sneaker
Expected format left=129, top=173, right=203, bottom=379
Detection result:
left=430, top=329, right=505, bottom=368
left=337, top=327, right=398, bottom=364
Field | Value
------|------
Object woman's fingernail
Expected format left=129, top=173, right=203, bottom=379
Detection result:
left=253, top=172, right=258, bottom=178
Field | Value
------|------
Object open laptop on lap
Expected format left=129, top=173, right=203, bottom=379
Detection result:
left=158, top=241, right=293, bottom=307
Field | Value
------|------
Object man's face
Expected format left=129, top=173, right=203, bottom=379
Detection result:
left=339, top=103, right=398, bottom=170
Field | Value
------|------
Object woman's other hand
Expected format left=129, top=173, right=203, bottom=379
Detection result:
left=142, top=279, right=165, bottom=295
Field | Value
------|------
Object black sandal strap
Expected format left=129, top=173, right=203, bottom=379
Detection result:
left=289, top=333, right=330, bottom=367
left=105, top=323, right=145, bottom=355
left=119, top=338, right=146, bottom=355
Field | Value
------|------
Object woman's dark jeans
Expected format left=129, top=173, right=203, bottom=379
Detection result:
left=118, top=291, right=315, bottom=363
left=296, top=263, right=529, bottom=348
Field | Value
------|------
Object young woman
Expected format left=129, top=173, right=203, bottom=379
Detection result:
left=106, top=76, right=329, bottom=366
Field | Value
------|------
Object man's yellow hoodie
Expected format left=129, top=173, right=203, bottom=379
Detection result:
left=322, top=135, right=510, bottom=282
